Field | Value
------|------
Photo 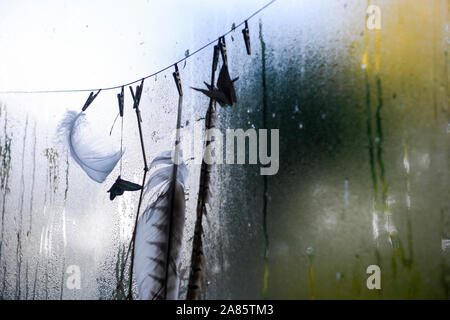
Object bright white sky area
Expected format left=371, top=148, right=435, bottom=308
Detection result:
left=0, top=0, right=268, bottom=93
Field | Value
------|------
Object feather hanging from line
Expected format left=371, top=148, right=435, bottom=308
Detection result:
left=187, top=43, right=220, bottom=300
left=191, top=63, right=239, bottom=107
left=57, top=110, right=123, bottom=183
left=134, top=150, right=188, bottom=300
left=107, top=176, right=142, bottom=200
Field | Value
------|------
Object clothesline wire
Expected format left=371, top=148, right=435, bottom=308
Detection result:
left=0, top=0, right=276, bottom=95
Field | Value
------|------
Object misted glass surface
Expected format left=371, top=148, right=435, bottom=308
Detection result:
left=0, top=0, right=448, bottom=299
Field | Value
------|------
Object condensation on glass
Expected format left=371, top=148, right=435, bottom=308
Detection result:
left=0, top=0, right=448, bottom=299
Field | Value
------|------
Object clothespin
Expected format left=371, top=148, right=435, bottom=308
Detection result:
left=212, top=44, right=220, bottom=72
left=219, top=36, right=228, bottom=65
left=129, top=79, right=144, bottom=109
left=242, top=20, right=251, bottom=55
left=172, top=63, right=183, bottom=96
left=129, top=79, right=144, bottom=122
left=82, top=89, right=101, bottom=111
left=117, top=86, right=124, bottom=117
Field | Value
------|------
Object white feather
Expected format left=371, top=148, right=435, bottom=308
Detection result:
left=57, top=110, right=122, bottom=183
left=134, top=150, right=187, bottom=300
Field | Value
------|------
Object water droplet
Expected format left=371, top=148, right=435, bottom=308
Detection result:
left=361, top=64, right=367, bottom=69
left=294, top=105, right=300, bottom=113
left=272, top=113, right=276, bottom=118
left=299, top=123, right=303, bottom=129
left=306, top=247, right=314, bottom=256
left=321, top=113, right=327, bottom=119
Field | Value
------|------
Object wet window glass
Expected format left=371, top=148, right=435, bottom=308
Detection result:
left=0, top=0, right=448, bottom=299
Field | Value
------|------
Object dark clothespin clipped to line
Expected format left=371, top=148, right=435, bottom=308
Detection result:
left=109, top=86, right=125, bottom=135
left=212, top=44, right=220, bottom=72
left=107, top=176, right=142, bottom=200
left=173, top=63, right=183, bottom=96
left=242, top=20, right=251, bottom=55
left=117, top=86, right=124, bottom=117
left=130, top=79, right=144, bottom=109
left=81, top=89, right=101, bottom=112
left=219, top=36, right=227, bottom=66
left=129, top=79, right=144, bottom=122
